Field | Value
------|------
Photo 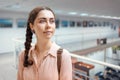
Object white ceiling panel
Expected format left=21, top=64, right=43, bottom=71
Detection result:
left=0, top=0, right=120, bottom=18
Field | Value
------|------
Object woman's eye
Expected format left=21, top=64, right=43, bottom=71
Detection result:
left=50, top=19, right=55, bottom=23
left=39, top=20, right=46, bottom=23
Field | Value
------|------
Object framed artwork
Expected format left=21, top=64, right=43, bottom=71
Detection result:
left=77, top=21, right=81, bottom=27
left=83, top=21, right=87, bottom=27
left=103, top=22, right=108, bottom=27
left=88, top=21, right=94, bottom=27
left=106, top=22, right=110, bottom=26
left=119, top=27, right=120, bottom=37
left=113, top=26, right=116, bottom=30
left=110, top=23, right=113, bottom=29
left=98, top=22, right=102, bottom=26
left=55, top=19, right=60, bottom=28
left=94, top=21, right=100, bottom=27
left=0, top=18, right=13, bottom=28
left=69, top=21, right=75, bottom=27
left=17, top=19, right=27, bottom=28
left=61, top=20, right=68, bottom=27
left=94, top=22, right=97, bottom=27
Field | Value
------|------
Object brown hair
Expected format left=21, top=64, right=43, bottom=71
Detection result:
left=24, top=6, right=55, bottom=67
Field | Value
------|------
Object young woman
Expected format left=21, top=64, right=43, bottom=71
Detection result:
left=17, top=6, right=72, bottom=80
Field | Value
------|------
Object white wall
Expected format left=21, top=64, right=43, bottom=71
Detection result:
left=0, top=28, right=25, bottom=53
left=0, top=27, right=118, bottom=53
left=0, top=10, right=119, bottom=53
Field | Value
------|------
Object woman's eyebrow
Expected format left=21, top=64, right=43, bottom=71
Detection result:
left=50, top=18, right=55, bottom=19
left=38, top=17, right=55, bottom=20
left=38, top=17, right=46, bottom=20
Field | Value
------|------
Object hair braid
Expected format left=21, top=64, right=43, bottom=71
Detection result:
left=24, top=22, right=33, bottom=67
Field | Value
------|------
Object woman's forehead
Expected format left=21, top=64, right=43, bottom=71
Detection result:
left=37, top=10, right=55, bottom=18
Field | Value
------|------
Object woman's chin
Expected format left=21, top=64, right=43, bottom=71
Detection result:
left=45, top=36, right=52, bottom=39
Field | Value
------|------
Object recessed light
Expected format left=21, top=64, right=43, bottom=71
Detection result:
left=89, top=14, right=97, bottom=17
left=68, top=12, right=77, bottom=15
left=80, top=13, right=88, bottom=16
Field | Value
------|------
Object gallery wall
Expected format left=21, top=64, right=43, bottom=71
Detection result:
left=0, top=10, right=119, bottom=53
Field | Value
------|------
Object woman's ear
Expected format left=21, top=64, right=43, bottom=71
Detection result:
left=29, top=23, right=35, bottom=33
left=29, top=23, right=33, bottom=30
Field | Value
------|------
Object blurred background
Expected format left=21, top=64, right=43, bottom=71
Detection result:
left=0, top=0, right=120, bottom=80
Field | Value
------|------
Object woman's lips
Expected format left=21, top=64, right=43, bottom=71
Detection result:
left=43, top=31, right=52, bottom=35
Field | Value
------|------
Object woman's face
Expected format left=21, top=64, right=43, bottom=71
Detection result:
left=31, top=10, right=56, bottom=40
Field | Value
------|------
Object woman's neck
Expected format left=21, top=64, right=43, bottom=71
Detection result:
left=35, top=40, right=52, bottom=54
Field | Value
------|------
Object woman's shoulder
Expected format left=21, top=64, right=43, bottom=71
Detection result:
left=18, top=46, right=34, bottom=58
left=54, top=42, right=71, bottom=56
left=18, top=50, right=25, bottom=59
left=62, top=49, right=71, bottom=57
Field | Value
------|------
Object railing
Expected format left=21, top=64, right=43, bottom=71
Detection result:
left=12, top=33, right=120, bottom=80
left=71, top=54, right=120, bottom=70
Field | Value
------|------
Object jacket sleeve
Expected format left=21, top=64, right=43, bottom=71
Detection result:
left=17, top=51, right=24, bottom=80
left=60, top=49, right=72, bottom=80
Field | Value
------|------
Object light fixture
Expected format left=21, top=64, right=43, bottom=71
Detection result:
left=80, top=13, right=88, bottom=16
left=68, top=12, right=77, bottom=15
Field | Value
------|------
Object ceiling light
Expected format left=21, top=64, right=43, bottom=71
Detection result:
left=68, top=12, right=77, bottom=15
left=89, top=14, right=97, bottom=17
left=80, top=13, right=120, bottom=20
left=104, top=16, right=112, bottom=18
left=99, top=15, right=106, bottom=18
left=80, top=13, right=88, bottom=16
left=112, top=17, right=120, bottom=19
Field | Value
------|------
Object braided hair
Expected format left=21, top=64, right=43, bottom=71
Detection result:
left=24, top=6, right=55, bottom=67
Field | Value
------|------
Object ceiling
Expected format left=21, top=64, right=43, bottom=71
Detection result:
left=0, top=0, right=120, bottom=19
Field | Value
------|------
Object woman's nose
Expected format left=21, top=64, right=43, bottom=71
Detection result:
left=46, top=21, right=51, bottom=29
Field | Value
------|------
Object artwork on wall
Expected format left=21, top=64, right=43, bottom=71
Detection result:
left=93, top=21, right=97, bottom=27
left=119, top=27, right=120, bottom=37
left=98, top=22, right=102, bottom=26
left=0, top=18, right=13, bottom=28
left=17, top=19, right=27, bottom=28
left=97, top=22, right=102, bottom=27
left=55, top=19, right=60, bottom=28
left=69, top=21, right=75, bottom=27
left=88, top=21, right=94, bottom=27
left=107, top=22, right=110, bottom=26
left=61, top=20, right=68, bottom=27
left=82, top=21, right=87, bottom=27
left=77, top=21, right=81, bottom=27
left=103, top=22, right=108, bottom=26
left=110, top=23, right=114, bottom=29
left=113, top=25, right=116, bottom=30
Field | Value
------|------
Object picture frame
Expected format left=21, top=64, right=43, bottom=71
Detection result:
left=77, top=21, right=82, bottom=27
left=69, top=21, right=75, bottom=27
left=0, top=18, right=13, bottom=28
left=17, top=18, right=27, bottom=28
left=87, top=21, right=94, bottom=27
left=83, top=21, right=87, bottom=27
left=55, top=19, right=60, bottom=28
left=61, top=20, right=68, bottom=27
